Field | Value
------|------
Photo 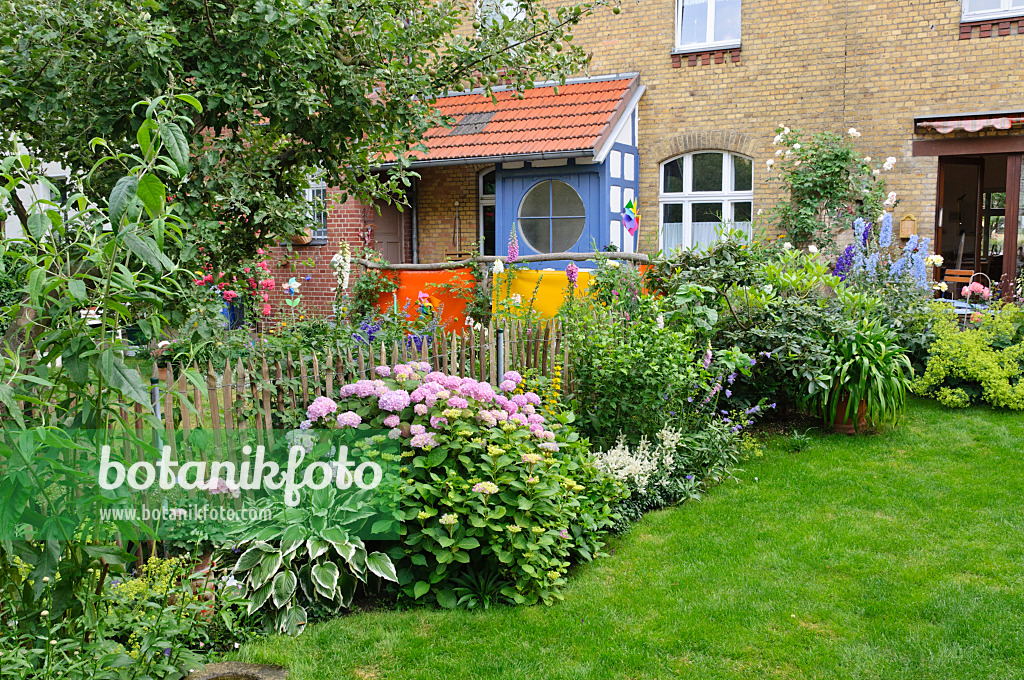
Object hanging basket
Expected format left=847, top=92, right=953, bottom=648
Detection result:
left=289, top=228, right=313, bottom=245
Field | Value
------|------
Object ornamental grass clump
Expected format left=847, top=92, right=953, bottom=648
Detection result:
left=325, top=363, right=624, bottom=608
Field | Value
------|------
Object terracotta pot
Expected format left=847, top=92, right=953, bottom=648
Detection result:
left=156, top=364, right=169, bottom=383
left=832, top=392, right=867, bottom=434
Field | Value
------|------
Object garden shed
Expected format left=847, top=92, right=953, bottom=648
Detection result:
left=402, top=73, right=645, bottom=266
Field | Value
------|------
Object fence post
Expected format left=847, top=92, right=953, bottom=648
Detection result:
left=496, top=328, right=505, bottom=379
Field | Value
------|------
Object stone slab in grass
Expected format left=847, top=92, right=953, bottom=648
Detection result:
left=187, top=662, right=287, bottom=680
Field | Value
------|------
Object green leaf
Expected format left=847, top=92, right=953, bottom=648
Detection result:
left=108, top=176, right=138, bottom=229
left=311, top=562, right=339, bottom=598
left=158, top=122, right=190, bottom=176
left=99, top=350, right=152, bottom=406
left=27, top=212, right=50, bottom=241
left=174, top=93, right=204, bottom=112
left=136, top=119, right=156, bottom=157
left=0, top=384, right=25, bottom=428
left=271, top=570, right=297, bottom=608
left=247, top=579, right=273, bottom=614
left=456, top=537, right=480, bottom=550
left=67, top=279, right=88, bottom=302
left=436, top=588, right=458, bottom=609
left=413, top=580, right=430, bottom=599
left=234, top=545, right=266, bottom=573
left=135, top=173, right=166, bottom=218
left=28, top=267, right=45, bottom=307
left=122, top=231, right=174, bottom=273
left=365, top=551, right=398, bottom=582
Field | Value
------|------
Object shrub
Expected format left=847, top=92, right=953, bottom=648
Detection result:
left=913, top=303, right=1024, bottom=410
left=292, top=364, right=623, bottom=608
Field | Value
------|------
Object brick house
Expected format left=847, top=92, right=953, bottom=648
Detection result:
left=285, top=0, right=1024, bottom=312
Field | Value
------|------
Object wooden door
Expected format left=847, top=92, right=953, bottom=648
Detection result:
left=935, top=158, right=983, bottom=272
left=368, top=200, right=404, bottom=264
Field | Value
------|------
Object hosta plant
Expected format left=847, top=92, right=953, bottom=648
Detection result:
left=230, top=485, right=398, bottom=636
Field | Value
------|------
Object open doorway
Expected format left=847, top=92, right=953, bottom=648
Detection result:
left=935, top=154, right=1010, bottom=285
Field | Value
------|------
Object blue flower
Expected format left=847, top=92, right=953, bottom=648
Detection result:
left=879, top=212, right=893, bottom=249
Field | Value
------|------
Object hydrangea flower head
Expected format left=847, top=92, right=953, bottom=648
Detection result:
left=336, top=411, right=362, bottom=428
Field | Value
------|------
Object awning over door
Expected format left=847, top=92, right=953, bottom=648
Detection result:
left=915, top=112, right=1024, bottom=134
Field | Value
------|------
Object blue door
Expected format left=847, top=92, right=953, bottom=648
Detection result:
left=498, top=170, right=601, bottom=269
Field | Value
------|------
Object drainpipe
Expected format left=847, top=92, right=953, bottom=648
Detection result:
left=411, top=177, right=419, bottom=264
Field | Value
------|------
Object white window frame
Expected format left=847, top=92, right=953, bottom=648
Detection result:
left=674, top=0, right=742, bottom=52
left=658, top=151, right=753, bottom=252
left=962, top=0, right=1024, bottom=21
left=478, top=167, right=496, bottom=256
left=305, top=180, right=329, bottom=243
left=476, top=0, right=525, bottom=27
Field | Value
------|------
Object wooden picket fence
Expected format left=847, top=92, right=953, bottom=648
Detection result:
left=143, top=320, right=570, bottom=439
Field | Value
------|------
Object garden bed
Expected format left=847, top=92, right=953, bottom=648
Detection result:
left=233, top=399, right=1024, bottom=679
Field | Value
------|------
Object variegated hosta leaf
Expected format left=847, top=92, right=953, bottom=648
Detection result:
left=249, top=551, right=283, bottom=589
left=311, top=562, right=340, bottom=600
left=272, top=570, right=298, bottom=609
left=233, top=541, right=276, bottom=573
left=247, top=579, right=274, bottom=615
left=306, top=538, right=329, bottom=561
left=365, top=552, right=398, bottom=582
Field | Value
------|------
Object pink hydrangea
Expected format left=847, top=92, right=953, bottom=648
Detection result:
left=411, top=432, right=438, bottom=449
left=524, top=392, right=541, bottom=406
left=410, top=424, right=426, bottom=436
left=383, top=414, right=401, bottom=428
left=336, top=411, right=362, bottom=428
left=416, top=361, right=431, bottom=371
left=378, top=389, right=411, bottom=412
left=529, top=423, right=544, bottom=436
left=499, top=380, right=516, bottom=392
left=353, top=380, right=376, bottom=398
left=527, top=414, right=545, bottom=425
left=540, top=430, right=556, bottom=441
left=306, top=396, right=338, bottom=422
left=414, top=403, right=428, bottom=416
left=511, top=395, right=528, bottom=407
left=299, top=419, right=312, bottom=430
left=372, top=380, right=389, bottom=397
left=430, top=416, right=449, bottom=429
left=447, top=396, right=469, bottom=409
left=375, top=366, right=391, bottom=377
left=502, top=371, right=523, bottom=385
left=511, top=413, right=528, bottom=425
left=491, top=409, right=509, bottom=422
left=477, top=411, right=497, bottom=427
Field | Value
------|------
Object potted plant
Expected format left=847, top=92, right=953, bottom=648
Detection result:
left=808, top=318, right=913, bottom=433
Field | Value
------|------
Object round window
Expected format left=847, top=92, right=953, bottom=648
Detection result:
left=517, top=180, right=586, bottom=254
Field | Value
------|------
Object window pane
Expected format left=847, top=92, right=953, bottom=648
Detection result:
left=551, top=180, right=585, bottom=216
left=1013, top=0, right=1024, bottom=7
left=693, top=202, right=723, bottom=223
left=679, top=0, right=708, bottom=45
left=963, top=0, right=1002, bottom=12
left=520, top=181, right=550, bottom=218
left=481, top=171, right=496, bottom=196
left=482, top=204, right=496, bottom=256
left=663, top=158, right=684, bottom=193
left=551, top=217, right=586, bottom=251
left=662, top=203, right=685, bottom=251
left=733, top=201, right=752, bottom=223
left=692, top=153, right=723, bottom=192
left=519, top=218, right=550, bottom=253
left=714, top=0, right=742, bottom=42
left=733, top=155, right=752, bottom=191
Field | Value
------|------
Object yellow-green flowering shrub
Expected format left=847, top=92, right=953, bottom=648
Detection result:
left=913, top=303, right=1024, bottom=410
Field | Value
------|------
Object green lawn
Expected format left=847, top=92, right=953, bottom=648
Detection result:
left=237, top=399, right=1024, bottom=679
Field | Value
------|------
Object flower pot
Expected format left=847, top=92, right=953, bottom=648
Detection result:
left=156, top=364, right=169, bottom=384
left=832, top=392, right=867, bottom=434
left=289, top=228, right=313, bottom=245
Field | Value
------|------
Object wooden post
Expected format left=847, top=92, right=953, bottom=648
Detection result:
left=1004, top=153, right=1021, bottom=300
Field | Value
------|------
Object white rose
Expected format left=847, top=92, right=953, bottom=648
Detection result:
left=793, top=143, right=801, bottom=150
left=848, top=128, right=861, bottom=137
left=863, top=157, right=871, bottom=163
left=766, top=159, right=775, bottom=169
left=808, top=244, right=819, bottom=254
left=783, top=242, right=793, bottom=250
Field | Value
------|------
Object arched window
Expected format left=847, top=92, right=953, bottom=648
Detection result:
left=659, top=151, right=753, bottom=252
left=518, top=179, right=586, bottom=254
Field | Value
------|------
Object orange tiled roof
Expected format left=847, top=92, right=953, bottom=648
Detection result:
left=409, top=75, right=639, bottom=165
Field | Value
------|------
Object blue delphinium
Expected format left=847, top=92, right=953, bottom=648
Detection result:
left=834, top=244, right=855, bottom=280
left=878, top=212, right=893, bottom=249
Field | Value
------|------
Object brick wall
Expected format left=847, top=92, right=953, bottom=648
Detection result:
left=564, top=0, right=1024, bottom=249
left=415, top=164, right=488, bottom=264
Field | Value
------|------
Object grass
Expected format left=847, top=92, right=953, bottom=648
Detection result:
left=236, top=398, right=1024, bottom=679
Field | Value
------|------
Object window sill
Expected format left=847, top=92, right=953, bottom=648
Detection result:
left=671, top=41, right=741, bottom=55
left=959, top=15, right=1024, bottom=39
left=671, top=45, right=741, bottom=68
